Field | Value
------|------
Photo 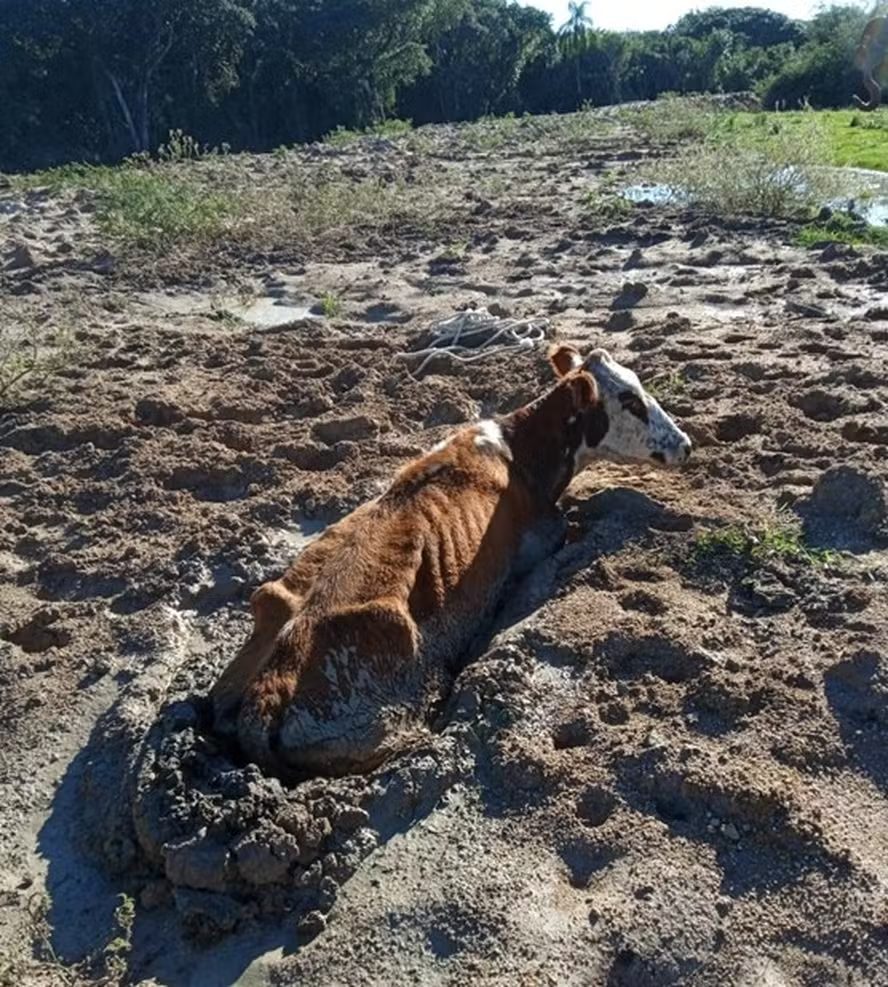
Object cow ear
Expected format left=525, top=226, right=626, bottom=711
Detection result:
left=568, top=371, right=598, bottom=410
left=548, top=343, right=582, bottom=378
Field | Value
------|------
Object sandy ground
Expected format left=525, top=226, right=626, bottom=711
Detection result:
left=1, top=114, right=888, bottom=986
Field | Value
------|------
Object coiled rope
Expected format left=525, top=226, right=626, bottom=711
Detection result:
left=397, top=308, right=552, bottom=377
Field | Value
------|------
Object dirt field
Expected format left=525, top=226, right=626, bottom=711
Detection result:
left=1, top=112, right=887, bottom=986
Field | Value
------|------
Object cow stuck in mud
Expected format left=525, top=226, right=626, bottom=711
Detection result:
left=210, top=344, right=691, bottom=780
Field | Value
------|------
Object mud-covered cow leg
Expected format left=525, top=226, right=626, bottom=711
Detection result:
left=211, top=580, right=302, bottom=733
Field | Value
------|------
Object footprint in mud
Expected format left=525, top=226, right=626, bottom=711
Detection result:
left=360, top=302, right=412, bottom=324
left=824, top=652, right=888, bottom=790
left=683, top=676, right=767, bottom=737
left=274, top=441, right=356, bottom=471
left=576, top=786, right=618, bottom=828
left=618, top=589, right=668, bottom=616
left=2, top=608, right=71, bottom=653
left=714, top=413, right=761, bottom=443
left=595, top=633, right=711, bottom=685
left=164, top=464, right=259, bottom=502
left=792, top=389, right=880, bottom=422
left=841, top=420, right=888, bottom=446
left=312, top=415, right=379, bottom=445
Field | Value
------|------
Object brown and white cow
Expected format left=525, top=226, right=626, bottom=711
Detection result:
left=211, top=344, right=690, bottom=779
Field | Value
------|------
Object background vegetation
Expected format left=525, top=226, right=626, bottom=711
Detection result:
left=0, top=1, right=877, bottom=172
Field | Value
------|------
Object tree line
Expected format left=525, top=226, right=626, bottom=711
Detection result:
left=0, top=1, right=874, bottom=172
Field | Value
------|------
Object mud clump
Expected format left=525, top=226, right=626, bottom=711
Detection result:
left=800, top=465, right=887, bottom=545
left=91, top=687, right=471, bottom=942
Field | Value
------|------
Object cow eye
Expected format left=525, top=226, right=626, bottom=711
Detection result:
left=619, top=391, right=648, bottom=422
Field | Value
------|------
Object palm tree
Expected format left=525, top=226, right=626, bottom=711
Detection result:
left=558, top=1, right=593, bottom=48
left=558, top=1, right=594, bottom=104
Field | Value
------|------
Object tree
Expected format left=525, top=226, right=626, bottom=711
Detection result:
left=559, top=1, right=594, bottom=46
left=673, top=7, right=804, bottom=47
left=400, top=0, right=550, bottom=122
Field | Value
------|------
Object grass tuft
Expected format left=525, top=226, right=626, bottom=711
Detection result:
left=694, top=514, right=836, bottom=568
left=324, top=119, right=414, bottom=147
left=0, top=325, right=72, bottom=408
left=319, top=291, right=342, bottom=318
left=797, top=213, right=888, bottom=249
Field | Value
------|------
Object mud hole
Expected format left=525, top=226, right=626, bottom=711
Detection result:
left=2, top=117, right=888, bottom=985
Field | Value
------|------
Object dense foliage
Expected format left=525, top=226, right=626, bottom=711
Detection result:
left=0, top=1, right=874, bottom=171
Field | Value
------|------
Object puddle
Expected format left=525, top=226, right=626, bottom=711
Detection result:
left=138, top=290, right=322, bottom=329
left=270, top=517, right=326, bottom=559
left=621, top=183, right=689, bottom=207
left=0, top=201, right=23, bottom=216
left=226, top=296, right=319, bottom=329
left=621, top=165, right=888, bottom=228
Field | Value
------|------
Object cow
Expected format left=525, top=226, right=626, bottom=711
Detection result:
left=210, top=344, right=691, bottom=780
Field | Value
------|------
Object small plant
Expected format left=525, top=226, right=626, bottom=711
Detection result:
left=319, top=291, right=342, bottom=318
left=797, top=213, right=888, bottom=249
left=0, top=326, right=71, bottom=407
left=324, top=118, right=413, bottom=147
left=583, top=186, right=633, bottom=222
left=102, top=894, right=136, bottom=982
left=646, top=371, right=687, bottom=402
left=459, top=113, right=521, bottom=152
left=157, top=129, right=208, bottom=162
left=438, top=240, right=468, bottom=262
left=627, top=95, right=720, bottom=142
left=694, top=514, right=836, bottom=567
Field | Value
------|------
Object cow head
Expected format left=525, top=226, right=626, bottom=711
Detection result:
left=549, top=344, right=692, bottom=467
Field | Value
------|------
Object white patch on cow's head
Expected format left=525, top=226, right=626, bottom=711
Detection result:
left=474, top=419, right=512, bottom=460
left=576, top=349, right=692, bottom=467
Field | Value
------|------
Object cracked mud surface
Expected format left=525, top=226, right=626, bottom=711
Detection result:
left=2, top=116, right=888, bottom=985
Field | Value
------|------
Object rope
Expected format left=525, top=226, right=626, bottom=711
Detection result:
left=397, top=308, right=551, bottom=377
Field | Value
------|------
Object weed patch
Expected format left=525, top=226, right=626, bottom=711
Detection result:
left=647, top=115, right=837, bottom=218
left=694, top=515, right=836, bottom=567
left=0, top=325, right=72, bottom=408
left=324, top=119, right=414, bottom=147
left=797, top=214, right=888, bottom=249
left=319, top=291, right=342, bottom=317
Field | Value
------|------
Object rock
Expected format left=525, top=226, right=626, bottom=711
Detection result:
left=721, top=822, right=741, bottom=841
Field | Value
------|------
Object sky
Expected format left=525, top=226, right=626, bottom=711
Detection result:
left=529, top=0, right=822, bottom=33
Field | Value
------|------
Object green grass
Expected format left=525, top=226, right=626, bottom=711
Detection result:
left=318, top=291, right=342, bottom=317
left=0, top=326, right=72, bottom=408
left=646, top=371, right=687, bottom=403
left=714, top=109, right=888, bottom=172
left=694, top=515, right=836, bottom=568
left=324, top=118, right=414, bottom=147
left=645, top=111, right=841, bottom=218
left=797, top=213, right=888, bottom=248
left=14, top=163, right=236, bottom=248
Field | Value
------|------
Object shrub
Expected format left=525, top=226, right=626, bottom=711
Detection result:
left=649, top=115, right=838, bottom=218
